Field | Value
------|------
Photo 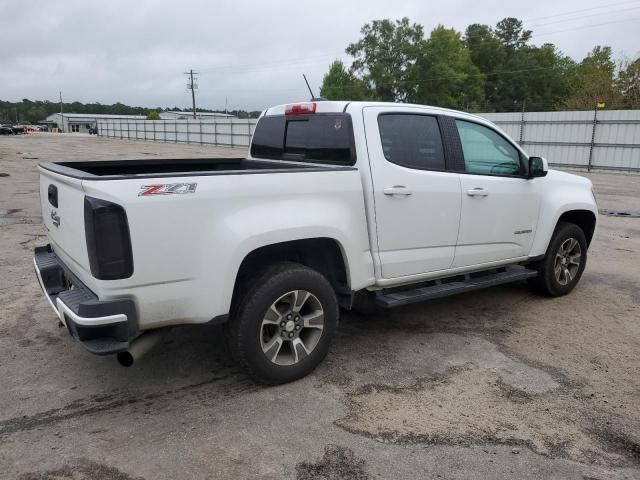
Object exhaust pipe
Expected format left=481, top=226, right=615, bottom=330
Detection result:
left=117, top=330, right=164, bottom=367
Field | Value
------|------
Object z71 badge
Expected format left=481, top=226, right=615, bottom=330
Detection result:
left=139, top=183, right=197, bottom=196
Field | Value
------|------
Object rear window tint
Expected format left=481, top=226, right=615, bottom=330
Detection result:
left=251, top=114, right=354, bottom=165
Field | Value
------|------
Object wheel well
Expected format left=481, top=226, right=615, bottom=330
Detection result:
left=231, top=238, right=350, bottom=309
left=557, top=210, right=596, bottom=246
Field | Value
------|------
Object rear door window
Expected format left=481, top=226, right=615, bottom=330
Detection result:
left=377, top=114, right=445, bottom=170
left=251, top=114, right=354, bottom=165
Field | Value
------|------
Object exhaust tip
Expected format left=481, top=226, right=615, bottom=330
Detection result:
left=115, top=330, right=166, bottom=367
left=117, top=351, right=134, bottom=367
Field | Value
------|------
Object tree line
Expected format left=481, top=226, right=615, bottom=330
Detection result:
left=320, top=17, right=640, bottom=112
left=0, top=99, right=262, bottom=124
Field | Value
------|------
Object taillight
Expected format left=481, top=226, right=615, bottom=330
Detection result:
left=84, top=196, right=133, bottom=280
left=285, top=103, right=316, bottom=115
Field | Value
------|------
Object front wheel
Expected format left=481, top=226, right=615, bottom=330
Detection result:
left=227, top=262, right=338, bottom=385
left=529, top=221, right=588, bottom=297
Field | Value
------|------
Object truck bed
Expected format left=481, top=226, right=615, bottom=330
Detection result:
left=40, top=157, right=352, bottom=180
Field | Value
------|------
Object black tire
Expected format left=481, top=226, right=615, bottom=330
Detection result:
left=528, top=221, right=588, bottom=297
left=226, top=261, right=339, bottom=385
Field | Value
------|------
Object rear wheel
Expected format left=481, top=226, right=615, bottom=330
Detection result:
left=227, top=262, right=338, bottom=385
left=528, top=221, right=587, bottom=297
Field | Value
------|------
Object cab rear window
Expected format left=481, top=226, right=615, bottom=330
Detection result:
left=250, top=114, right=354, bottom=165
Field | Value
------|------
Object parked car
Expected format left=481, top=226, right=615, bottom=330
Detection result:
left=88, top=125, right=98, bottom=135
left=0, top=125, right=15, bottom=135
left=33, top=101, right=597, bottom=384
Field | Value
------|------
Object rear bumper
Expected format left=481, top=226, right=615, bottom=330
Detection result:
left=33, top=245, right=139, bottom=355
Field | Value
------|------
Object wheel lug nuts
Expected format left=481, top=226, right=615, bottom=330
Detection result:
left=295, top=325, right=300, bottom=330
left=287, top=314, right=292, bottom=320
left=295, top=316, right=300, bottom=321
left=281, top=331, right=287, bottom=337
left=280, top=321, right=285, bottom=327
left=288, top=332, right=294, bottom=338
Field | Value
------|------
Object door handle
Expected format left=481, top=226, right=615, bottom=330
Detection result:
left=383, top=185, right=413, bottom=197
left=466, top=187, right=489, bottom=197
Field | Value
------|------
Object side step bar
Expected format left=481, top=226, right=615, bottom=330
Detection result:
left=376, top=266, right=537, bottom=309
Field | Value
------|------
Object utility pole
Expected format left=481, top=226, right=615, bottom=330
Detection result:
left=59, top=90, right=64, bottom=133
left=184, top=70, right=199, bottom=119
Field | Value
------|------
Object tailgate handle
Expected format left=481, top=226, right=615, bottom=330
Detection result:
left=48, top=184, right=58, bottom=207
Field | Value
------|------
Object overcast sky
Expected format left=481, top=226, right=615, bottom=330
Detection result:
left=1, top=0, right=639, bottom=111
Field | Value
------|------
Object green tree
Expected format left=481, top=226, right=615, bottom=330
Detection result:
left=146, top=111, right=161, bottom=120
left=465, top=18, right=574, bottom=111
left=565, top=46, right=623, bottom=109
left=346, top=17, right=424, bottom=101
left=320, top=60, right=368, bottom=100
left=412, top=26, right=485, bottom=109
left=493, top=44, right=575, bottom=111
left=495, top=17, right=532, bottom=50
left=523, top=44, right=576, bottom=109
left=464, top=24, right=505, bottom=109
left=617, top=56, right=640, bottom=106
left=465, top=24, right=506, bottom=74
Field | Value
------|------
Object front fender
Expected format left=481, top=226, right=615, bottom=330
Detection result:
left=529, top=170, right=597, bottom=257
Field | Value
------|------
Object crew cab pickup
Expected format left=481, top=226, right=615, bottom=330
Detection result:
left=34, top=101, right=597, bottom=384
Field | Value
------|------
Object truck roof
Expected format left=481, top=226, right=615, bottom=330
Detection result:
left=264, top=101, right=489, bottom=124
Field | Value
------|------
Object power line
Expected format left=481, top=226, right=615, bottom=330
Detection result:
left=252, top=66, right=566, bottom=96
left=522, top=0, right=640, bottom=22
left=179, top=10, right=638, bottom=90
left=198, top=53, right=344, bottom=76
left=190, top=5, right=639, bottom=78
left=527, top=5, right=640, bottom=28
left=534, top=16, right=640, bottom=37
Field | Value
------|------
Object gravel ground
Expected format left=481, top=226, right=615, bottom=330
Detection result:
left=0, top=133, right=639, bottom=480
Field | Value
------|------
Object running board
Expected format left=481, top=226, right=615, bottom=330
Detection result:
left=375, top=266, right=537, bottom=309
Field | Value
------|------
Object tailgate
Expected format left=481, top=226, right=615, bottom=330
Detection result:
left=39, top=167, right=91, bottom=274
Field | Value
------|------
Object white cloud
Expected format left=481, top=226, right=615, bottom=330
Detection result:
left=1, top=0, right=638, bottom=110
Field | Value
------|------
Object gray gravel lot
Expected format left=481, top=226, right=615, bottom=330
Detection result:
left=1, top=134, right=639, bottom=480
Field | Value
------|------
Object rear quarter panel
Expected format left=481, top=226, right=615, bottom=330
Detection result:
left=82, top=169, right=374, bottom=329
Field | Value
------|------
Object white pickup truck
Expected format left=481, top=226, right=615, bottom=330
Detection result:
left=34, top=101, right=597, bottom=384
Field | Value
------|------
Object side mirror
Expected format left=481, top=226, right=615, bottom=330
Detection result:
left=528, top=156, right=548, bottom=179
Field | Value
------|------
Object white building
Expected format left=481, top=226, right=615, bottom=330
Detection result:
left=44, top=111, right=236, bottom=133
left=45, top=113, right=146, bottom=133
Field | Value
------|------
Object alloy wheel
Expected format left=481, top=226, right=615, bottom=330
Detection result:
left=260, top=290, right=325, bottom=366
left=554, top=237, right=582, bottom=286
